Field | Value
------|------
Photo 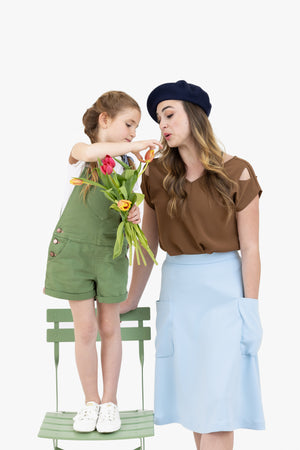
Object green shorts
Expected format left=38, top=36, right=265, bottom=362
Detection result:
left=44, top=234, right=128, bottom=303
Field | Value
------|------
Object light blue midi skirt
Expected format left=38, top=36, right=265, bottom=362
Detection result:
left=154, top=252, right=265, bottom=433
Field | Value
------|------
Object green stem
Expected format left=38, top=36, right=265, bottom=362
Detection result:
left=125, top=224, right=134, bottom=266
left=138, top=161, right=149, bottom=177
left=134, top=224, right=158, bottom=265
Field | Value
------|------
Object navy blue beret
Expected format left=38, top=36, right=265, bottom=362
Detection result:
left=147, top=80, right=212, bottom=122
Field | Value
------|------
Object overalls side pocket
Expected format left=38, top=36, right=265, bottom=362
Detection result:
left=155, top=300, right=174, bottom=358
left=238, top=297, right=263, bottom=356
left=47, top=234, right=70, bottom=260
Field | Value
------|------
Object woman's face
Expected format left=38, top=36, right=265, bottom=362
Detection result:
left=156, top=100, right=191, bottom=147
left=101, top=107, right=141, bottom=143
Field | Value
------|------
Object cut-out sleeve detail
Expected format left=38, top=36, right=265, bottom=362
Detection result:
left=239, top=168, right=251, bottom=181
left=141, top=168, right=155, bottom=209
left=235, top=162, right=262, bottom=211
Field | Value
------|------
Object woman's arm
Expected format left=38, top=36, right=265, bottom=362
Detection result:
left=236, top=195, right=260, bottom=299
left=70, top=140, right=162, bottom=163
left=120, top=202, right=159, bottom=314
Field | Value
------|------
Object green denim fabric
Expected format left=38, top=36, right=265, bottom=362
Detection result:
left=45, top=168, right=128, bottom=302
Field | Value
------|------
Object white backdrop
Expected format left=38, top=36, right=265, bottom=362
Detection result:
left=1, top=1, right=299, bottom=449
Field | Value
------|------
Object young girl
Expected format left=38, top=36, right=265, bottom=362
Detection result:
left=44, top=90, right=162, bottom=433
left=121, top=81, right=265, bottom=450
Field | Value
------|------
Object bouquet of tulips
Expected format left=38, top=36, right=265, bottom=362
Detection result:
left=70, top=150, right=158, bottom=266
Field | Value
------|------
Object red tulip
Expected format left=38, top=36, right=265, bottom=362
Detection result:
left=100, top=163, right=114, bottom=175
left=102, top=155, right=115, bottom=167
left=100, top=155, right=115, bottom=174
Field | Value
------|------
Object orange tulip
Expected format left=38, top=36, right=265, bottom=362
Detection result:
left=70, top=178, right=83, bottom=185
left=136, top=153, right=144, bottom=163
left=117, top=199, right=132, bottom=211
left=145, top=149, right=155, bottom=162
left=136, top=149, right=155, bottom=163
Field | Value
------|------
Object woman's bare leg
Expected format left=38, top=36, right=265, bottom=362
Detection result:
left=97, top=302, right=122, bottom=404
left=69, top=299, right=100, bottom=404
left=200, top=431, right=234, bottom=450
left=194, top=432, right=202, bottom=449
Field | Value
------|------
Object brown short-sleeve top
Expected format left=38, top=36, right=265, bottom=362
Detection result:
left=141, top=156, right=262, bottom=255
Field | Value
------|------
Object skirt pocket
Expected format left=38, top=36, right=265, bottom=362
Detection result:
left=238, top=297, right=263, bottom=356
left=155, top=301, right=174, bottom=358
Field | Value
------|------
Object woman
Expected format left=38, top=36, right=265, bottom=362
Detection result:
left=120, top=80, right=265, bottom=449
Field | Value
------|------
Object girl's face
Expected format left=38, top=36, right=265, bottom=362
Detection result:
left=103, top=108, right=141, bottom=143
left=156, top=100, right=192, bottom=147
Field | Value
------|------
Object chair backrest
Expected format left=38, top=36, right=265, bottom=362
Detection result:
left=46, top=307, right=151, bottom=412
left=47, top=307, right=151, bottom=343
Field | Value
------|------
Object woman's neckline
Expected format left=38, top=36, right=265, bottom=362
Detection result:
left=185, top=156, right=237, bottom=184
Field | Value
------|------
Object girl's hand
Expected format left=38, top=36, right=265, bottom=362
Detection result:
left=127, top=204, right=141, bottom=224
left=130, top=139, right=163, bottom=160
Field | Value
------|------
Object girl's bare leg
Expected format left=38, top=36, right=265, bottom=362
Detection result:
left=69, top=299, right=101, bottom=404
left=200, top=431, right=234, bottom=450
left=194, top=432, right=202, bottom=449
left=97, top=302, right=122, bottom=404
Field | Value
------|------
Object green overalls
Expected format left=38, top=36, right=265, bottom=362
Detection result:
left=44, top=167, right=128, bottom=302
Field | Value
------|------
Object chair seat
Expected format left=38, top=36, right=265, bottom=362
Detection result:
left=38, top=409, right=154, bottom=441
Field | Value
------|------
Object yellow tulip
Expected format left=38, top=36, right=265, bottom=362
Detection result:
left=70, top=178, right=83, bottom=185
left=117, top=200, right=132, bottom=211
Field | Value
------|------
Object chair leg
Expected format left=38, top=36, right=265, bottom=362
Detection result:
left=133, top=437, right=145, bottom=449
left=53, top=439, right=63, bottom=450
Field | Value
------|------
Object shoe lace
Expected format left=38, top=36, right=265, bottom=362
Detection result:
left=76, top=405, right=98, bottom=420
left=99, top=403, right=117, bottom=422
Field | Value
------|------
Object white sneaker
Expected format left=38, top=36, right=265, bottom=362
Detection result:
left=96, top=402, right=121, bottom=433
left=73, top=401, right=100, bottom=432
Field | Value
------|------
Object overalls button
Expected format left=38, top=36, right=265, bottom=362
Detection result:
left=53, top=239, right=58, bottom=244
left=50, top=251, right=56, bottom=257
left=56, top=228, right=63, bottom=233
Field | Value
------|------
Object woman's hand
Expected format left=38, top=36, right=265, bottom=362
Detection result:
left=127, top=204, right=141, bottom=224
left=119, top=299, right=138, bottom=316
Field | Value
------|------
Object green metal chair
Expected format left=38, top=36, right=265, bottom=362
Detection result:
left=38, top=307, right=154, bottom=450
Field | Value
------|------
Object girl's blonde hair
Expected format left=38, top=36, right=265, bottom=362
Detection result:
left=159, top=101, right=237, bottom=218
left=81, top=91, right=140, bottom=197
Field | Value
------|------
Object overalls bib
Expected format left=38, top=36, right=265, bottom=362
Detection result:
left=44, top=167, right=128, bottom=302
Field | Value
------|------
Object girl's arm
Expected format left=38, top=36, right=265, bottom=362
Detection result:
left=120, top=202, right=159, bottom=314
left=70, top=140, right=162, bottom=163
left=236, top=195, right=260, bottom=299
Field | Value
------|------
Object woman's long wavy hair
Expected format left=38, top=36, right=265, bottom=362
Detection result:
left=80, top=91, right=140, bottom=198
left=159, top=101, right=237, bottom=218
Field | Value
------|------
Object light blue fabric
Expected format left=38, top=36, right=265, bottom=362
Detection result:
left=154, top=251, right=265, bottom=433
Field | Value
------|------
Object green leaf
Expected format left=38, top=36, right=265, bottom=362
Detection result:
left=111, top=172, right=120, bottom=187
left=97, top=170, right=111, bottom=188
left=113, top=157, right=130, bottom=170
left=125, top=171, right=139, bottom=194
left=129, top=193, right=137, bottom=204
left=119, top=184, right=128, bottom=198
left=135, top=193, right=145, bottom=206
left=113, top=222, right=124, bottom=259
left=110, top=204, right=120, bottom=212
left=103, top=191, right=117, bottom=202
left=76, top=177, right=104, bottom=188
left=123, top=169, right=135, bottom=180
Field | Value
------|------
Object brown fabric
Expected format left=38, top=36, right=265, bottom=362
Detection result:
left=141, top=156, right=262, bottom=255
